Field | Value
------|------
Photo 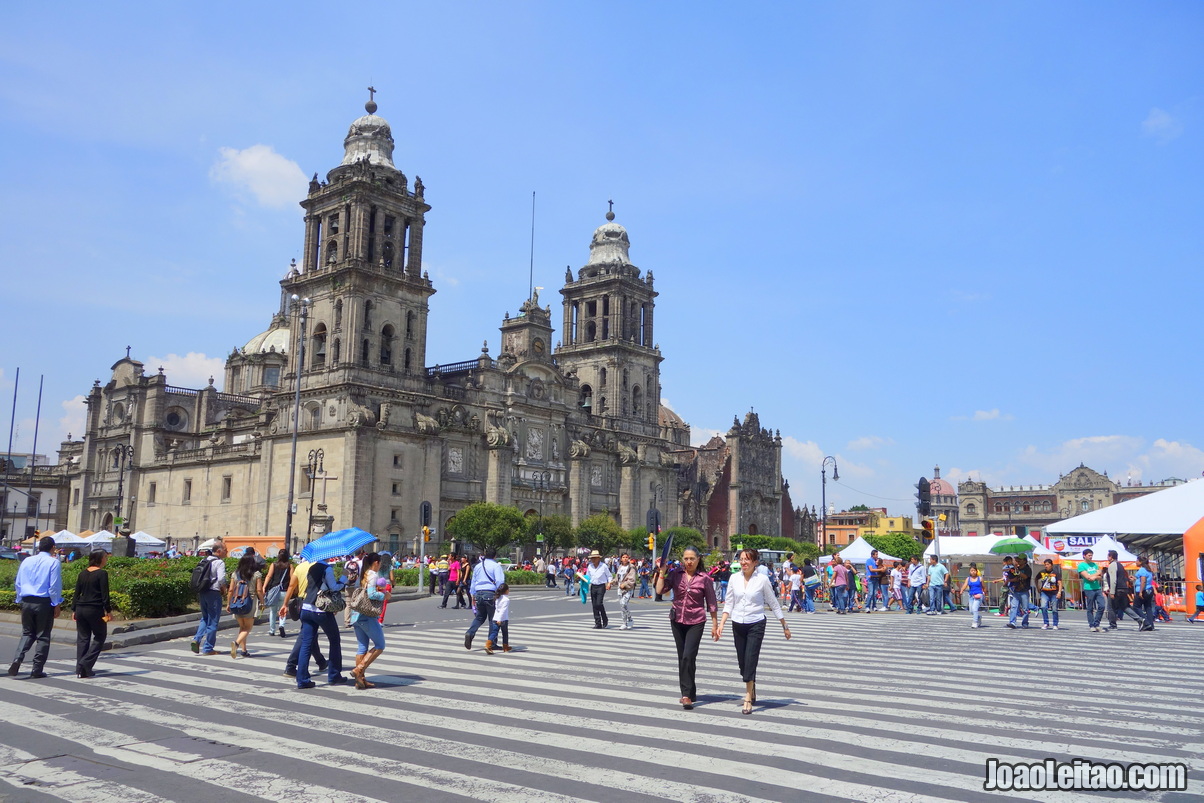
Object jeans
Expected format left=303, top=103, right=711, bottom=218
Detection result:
left=352, top=616, right=385, bottom=654
left=803, top=584, right=816, bottom=612
left=296, top=608, right=342, bottom=685
left=788, top=589, right=803, bottom=612
left=1008, top=591, right=1030, bottom=627
left=74, top=605, right=107, bottom=672
left=590, top=584, right=609, bottom=627
left=867, top=579, right=884, bottom=611
left=1039, top=591, right=1059, bottom=627
left=832, top=586, right=845, bottom=611
left=194, top=590, right=222, bottom=652
left=13, top=598, right=55, bottom=672
left=1137, top=590, right=1155, bottom=629
left=466, top=591, right=499, bottom=643
left=904, top=586, right=916, bottom=613
left=845, top=585, right=857, bottom=611
left=564, top=576, right=575, bottom=596
left=718, top=580, right=728, bottom=603
left=1083, top=588, right=1105, bottom=628
left=619, top=589, right=634, bottom=626
left=265, top=586, right=283, bottom=632
left=732, top=618, right=767, bottom=683
left=968, top=595, right=983, bottom=625
left=286, top=627, right=326, bottom=672
left=639, top=577, right=651, bottom=598
left=670, top=619, right=705, bottom=700
left=928, top=586, right=942, bottom=612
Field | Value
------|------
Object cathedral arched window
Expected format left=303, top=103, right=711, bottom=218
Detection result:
left=363, top=301, right=374, bottom=331
left=311, top=324, right=327, bottom=368
left=380, top=325, right=394, bottom=365
left=994, top=502, right=1003, bottom=513
left=632, top=386, right=642, bottom=419
left=966, top=503, right=977, bottom=516
left=405, top=310, right=414, bottom=339
left=579, top=384, right=593, bottom=415
left=360, top=339, right=371, bottom=367
left=307, top=403, right=321, bottom=430
left=334, top=300, right=343, bottom=330
left=326, top=240, right=338, bottom=265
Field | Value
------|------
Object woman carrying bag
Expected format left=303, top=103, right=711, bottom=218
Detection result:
left=715, top=548, right=791, bottom=715
left=72, top=549, right=112, bottom=678
left=349, top=553, right=387, bottom=689
left=262, top=550, right=292, bottom=638
left=654, top=546, right=718, bottom=710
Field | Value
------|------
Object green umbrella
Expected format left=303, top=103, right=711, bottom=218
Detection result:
left=990, top=537, right=1034, bottom=555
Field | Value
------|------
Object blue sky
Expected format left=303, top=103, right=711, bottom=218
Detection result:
left=1, top=2, right=1201, bottom=517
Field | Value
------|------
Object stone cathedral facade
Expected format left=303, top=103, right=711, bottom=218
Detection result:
left=59, top=99, right=795, bottom=554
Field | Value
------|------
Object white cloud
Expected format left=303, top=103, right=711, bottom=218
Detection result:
left=952, top=408, right=1013, bottom=422
left=1141, top=107, right=1183, bottom=144
left=690, top=427, right=724, bottom=447
left=58, top=395, right=87, bottom=444
left=148, top=352, right=226, bottom=390
left=661, top=397, right=677, bottom=412
left=781, top=436, right=824, bottom=466
left=847, top=435, right=892, bottom=451
left=210, top=144, right=307, bottom=209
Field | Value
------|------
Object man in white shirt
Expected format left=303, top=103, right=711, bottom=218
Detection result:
left=584, top=550, right=613, bottom=628
left=906, top=556, right=926, bottom=614
left=889, top=562, right=903, bottom=611
left=615, top=553, right=638, bottom=629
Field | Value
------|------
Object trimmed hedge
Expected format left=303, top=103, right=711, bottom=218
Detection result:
left=0, top=589, right=132, bottom=616
left=393, top=568, right=544, bottom=587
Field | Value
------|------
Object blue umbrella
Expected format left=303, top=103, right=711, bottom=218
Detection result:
left=300, top=527, right=378, bottom=563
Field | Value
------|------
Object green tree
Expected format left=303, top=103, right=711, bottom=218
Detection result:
left=864, top=532, right=925, bottom=562
left=624, top=527, right=655, bottom=555
left=527, top=513, right=575, bottom=556
left=849, top=504, right=871, bottom=512
left=445, top=502, right=527, bottom=554
left=575, top=514, right=626, bottom=557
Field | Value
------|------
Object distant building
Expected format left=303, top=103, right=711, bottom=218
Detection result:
left=957, top=463, right=1184, bottom=541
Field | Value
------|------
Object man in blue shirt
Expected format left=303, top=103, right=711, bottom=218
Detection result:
left=924, top=556, right=948, bottom=616
left=9, top=536, right=63, bottom=679
left=865, top=551, right=884, bottom=612
left=465, top=547, right=506, bottom=654
left=1133, top=556, right=1156, bottom=632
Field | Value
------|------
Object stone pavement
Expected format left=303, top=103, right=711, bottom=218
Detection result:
left=0, top=593, right=1200, bottom=802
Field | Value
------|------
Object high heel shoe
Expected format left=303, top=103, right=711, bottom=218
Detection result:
left=742, top=696, right=752, bottom=715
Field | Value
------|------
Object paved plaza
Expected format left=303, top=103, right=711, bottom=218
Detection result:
left=1, top=592, right=1201, bottom=802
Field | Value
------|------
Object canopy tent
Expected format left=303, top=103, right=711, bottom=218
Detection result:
left=1046, top=479, right=1204, bottom=555
left=1063, top=534, right=1138, bottom=562
left=129, top=531, right=167, bottom=546
left=49, top=529, right=89, bottom=546
left=1023, top=534, right=1059, bottom=557
left=197, top=538, right=220, bottom=551
left=836, top=536, right=900, bottom=564
left=924, top=534, right=1053, bottom=558
left=86, top=529, right=168, bottom=555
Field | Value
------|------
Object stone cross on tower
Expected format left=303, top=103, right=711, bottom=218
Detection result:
left=368, top=85, right=376, bottom=102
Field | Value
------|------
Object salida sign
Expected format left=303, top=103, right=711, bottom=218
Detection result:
left=1046, top=535, right=1100, bottom=552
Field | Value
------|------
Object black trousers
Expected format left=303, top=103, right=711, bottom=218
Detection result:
left=75, top=605, right=108, bottom=672
left=590, top=584, right=608, bottom=626
left=13, top=598, right=55, bottom=672
left=732, top=618, right=767, bottom=683
left=285, top=625, right=327, bottom=672
left=670, top=619, right=705, bottom=701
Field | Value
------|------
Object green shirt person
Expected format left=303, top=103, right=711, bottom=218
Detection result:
left=1077, top=558, right=1102, bottom=591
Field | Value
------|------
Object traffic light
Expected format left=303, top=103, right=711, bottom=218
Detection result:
left=915, top=477, right=932, bottom=517
left=646, top=534, right=656, bottom=552
left=423, top=526, right=431, bottom=543
left=920, top=518, right=934, bottom=542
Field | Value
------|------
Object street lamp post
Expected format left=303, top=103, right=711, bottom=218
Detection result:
left=113, top=444, right=135, bottom=534
left=533, top=470, right=551, bottom=558
left=821, top=456, right=839, bottom=551
left=306, top=448, right=325, bottom=541
left=284, top=295, right=310, bottom=555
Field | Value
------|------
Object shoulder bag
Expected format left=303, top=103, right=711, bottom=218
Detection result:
left=348, top=583, right=383, bottom=618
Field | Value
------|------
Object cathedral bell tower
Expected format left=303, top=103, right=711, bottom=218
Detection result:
left=282, top=92, right=435, bottom=388
left=555, top=206, right=662, bottom=437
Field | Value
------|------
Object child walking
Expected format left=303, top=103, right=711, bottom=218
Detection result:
left=961, top=565, right=986, bottom=628
left=1187, top=585, right=1204, bottom=623
left=492, top=583, right=512, bottom=652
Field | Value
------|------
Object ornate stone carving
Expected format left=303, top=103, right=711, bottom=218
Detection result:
left=376, top=403, right=392, bottom=430
left=526, top=428, right=544, bottom=460
left=569, top=439, right=591, bottom=458
left=617, top=443, right=637, bottom=464
left=415, top=412, right=440, bottom=434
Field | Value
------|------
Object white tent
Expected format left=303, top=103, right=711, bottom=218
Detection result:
left=1023, top=534, right=1059, bottom=557
left=130, top=531, right=167, bottom=547
left=1045, top=478, right=1204, bottom=556
left=925, top=534, right=1021, bottom=558
left=1064, top=534, right=1138, bottom=562
left=86, top=530, right=167, bottom=555
left=197, top=538, right=220, bottom=551
left=49, top=529, right=89, bottom=545
left=82, top=529, right=116, bottom=543
left=837, top=536, right=901, bottom=564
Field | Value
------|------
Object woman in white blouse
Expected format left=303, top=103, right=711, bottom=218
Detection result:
left=715, top=548, right=791, bottom=714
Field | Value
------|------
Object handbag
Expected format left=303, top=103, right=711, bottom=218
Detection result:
left=315, top=588, right=346, bottom=614
left=287, top=597, right=302, bottom=621
left=348, top=585, right=383, bottom=618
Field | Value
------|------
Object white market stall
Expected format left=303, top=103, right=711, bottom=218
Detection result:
left=836, top=536, right=901, bottom=565
left=85, top=529, right=168, bottom=556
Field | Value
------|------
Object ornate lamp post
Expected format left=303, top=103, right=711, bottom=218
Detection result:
left=306, top=448, right=325, bottom=541
left=533, top=470, right=551, bottom=557
left=284, top=295, right=310, bottom=554
left=821, top=456, right=839, bottom=550
left=112, top=444, right=135, bottom=534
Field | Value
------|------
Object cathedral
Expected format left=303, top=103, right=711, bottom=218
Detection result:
left=58, top=98, right=797, bottom=555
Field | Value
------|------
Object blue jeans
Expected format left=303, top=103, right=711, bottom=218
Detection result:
left=832, top=586, right=845, bottom=610
left=1083, top=588, right=1105, bottom=628
left=1137, top=590, right=1155, bottom=629
left=640, top=577, right=651, bottom=598
left=928, top=586, right=942, bottom=612
left=297, top=608, right=342, bottom=685
left=867, top=579, right=884, bottom=611
left=968, top=595, right=983, bottom=625
left=563, top=577, right=575, bottom=596
left=1008, top=591, right=1030, bottom=627
left=903, top=586, right=916, bottom=613
left=265, top=586, right=283, bottom=632
left=353, top=616, right=385, bottom=654
left=467, top=591, right=499, bottom=643
left=194, top=590, right=222, bottom=652
left=803, top=584, right=816, bottom=612
left=845, top=586, right=857, bottom=611
left=1039, top=591, right=1059, bottom=627
left=717, top=580, right=727, bottom=603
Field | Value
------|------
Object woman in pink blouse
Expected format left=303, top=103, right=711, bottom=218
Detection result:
left=654, top=546, right=718, bottom=710
left=716, top=548, right=791, bottom=714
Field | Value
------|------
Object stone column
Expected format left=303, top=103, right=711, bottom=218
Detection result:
left=569, top=456, right=590, bottom=526
left=485, top=446, right=511, bottom=506
left=406, top=217, right=424, bottom=277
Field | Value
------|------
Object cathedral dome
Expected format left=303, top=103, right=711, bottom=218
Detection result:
left=658, top=404, right=686, bottom=429
left=243, top=323, right=290, bottom=354
left=341, top=99, right=396, bottom=169
left=930, top=466, right=956, bottom=499
left=587, top=220, right=631, bottom=266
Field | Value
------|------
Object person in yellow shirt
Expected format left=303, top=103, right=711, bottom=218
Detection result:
left=278, top=557, right=327, bottom=677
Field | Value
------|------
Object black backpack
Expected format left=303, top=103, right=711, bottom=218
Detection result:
left=190, top=557, right=215, bottom=594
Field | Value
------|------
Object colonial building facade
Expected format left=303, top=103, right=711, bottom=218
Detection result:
left=58, top=99, right=793, bottom=555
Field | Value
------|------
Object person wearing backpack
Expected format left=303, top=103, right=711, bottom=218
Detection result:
left=226, top=555, right=263, bottom=658
left=262, top=550, right=292, bottom=638
left=190, top=543, right=228, bottom=656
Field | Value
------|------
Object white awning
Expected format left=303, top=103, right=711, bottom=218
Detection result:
left=1046, top=480, right=1204, bottom=536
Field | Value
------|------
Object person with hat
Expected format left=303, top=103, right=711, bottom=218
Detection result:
left=584, top=550, right=613, bottom=629
left=8, top=535, right=62, bottom=679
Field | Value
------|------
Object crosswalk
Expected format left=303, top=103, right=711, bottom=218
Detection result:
left=1, top=605, right=1201, bottom=802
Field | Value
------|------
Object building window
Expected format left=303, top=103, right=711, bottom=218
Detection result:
left=391, top=482, right=401, bottom=496
left=308, top=405, right=321, bottom=430
left=403, top=348, right=412, bottom=374
left=1080, top=500, right=1090, bottom=512
left=334, top=300, right=343, bottom=329
left=360, top=339, right=371, bottom=367
left=380, top=325, right=394, bottom=365
left=393, top=454, right=402, bottom=468
left=147, top=482, right=157, bottom=506
left=183, top=479, right=192, bottom=504
left=994, top=503, right=1003, bottom=513
left=264, top=366, right=281, bottom=387
left=405, top=311, right=414, bottom=339
left=221, top=476, right=232, bottom=503
left=329, top=213, right=339, bottom=234
left=966, top=503, right=977, bottom=516
left=311, top=324, right=328, bottom=368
